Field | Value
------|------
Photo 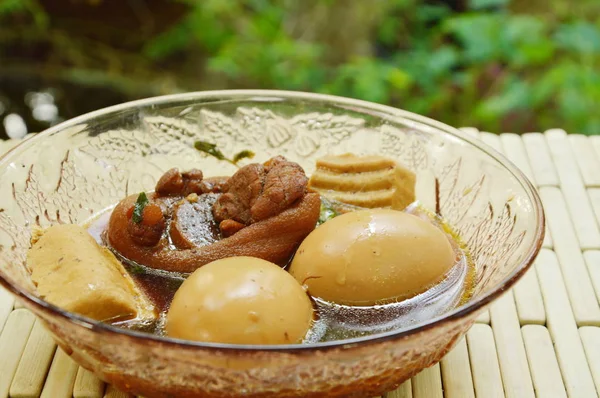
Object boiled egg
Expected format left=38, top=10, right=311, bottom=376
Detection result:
left=289, top=209, right=455, bottom=305
left=166, top=256, right=313, bottom=344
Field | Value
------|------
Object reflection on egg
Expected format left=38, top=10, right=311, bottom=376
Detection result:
left=289, top=209, right=456, bottom=306
left=166, top=256, right=313, bottom=344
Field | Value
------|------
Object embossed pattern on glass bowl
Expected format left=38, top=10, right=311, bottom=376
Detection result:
left=0, top=90, right=544, bottom=398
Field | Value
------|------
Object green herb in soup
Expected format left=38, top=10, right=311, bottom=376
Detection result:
left=194, top=140, right=255, bottom=168
left=132, top=192, right=149, bottom=224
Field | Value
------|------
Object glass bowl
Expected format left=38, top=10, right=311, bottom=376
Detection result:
left=0, top=90, right=544, bottom=398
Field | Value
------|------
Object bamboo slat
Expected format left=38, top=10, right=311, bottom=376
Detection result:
left=475, top=310, right=490, bottom=324
left=0, top=309, right=35, bottom=398
left=440, top=337, right=475, bottom=398
left=0, top=286, right=14, bottom=333
left=545, top=129, right=600, bottom=250
left=569, top=134, right=600, bottom=187
left=459, top=127, right=480, bottom=138
left=103, top=385, right=133, bottom=398
left=588, top=188, right=600, bottom=236
left=479, top=132, right=503, bottom=153
left=73, top=367, right=105, bottom=398
left=39, top=349, right=79, bottom=398
left=9, top=320, right=57, bottom=398
left=539, top=187, right=600, bottom=326
left=521, top=325, right=567, bottom=398
left=466, top=324, right=504, bottom=398
left=583, top=250, right=600, bottom=302
left=411, top=363, right=443, bottom=398
left=385, top=380, right=412, bottom=398
left=517, top=133, right=555, bottom=248
left=589, top=135, right=600, bottom=171
left=512, top=266, right=546, bottom=325
left=535, top=249, right=597, bottom=397
left=522, top=132, right=560, bottom=187
left=579, top=326, right=600, bottom=395
left=489, top=293, right=535, bottom=398
left=500, top=133, right=536, bottom=185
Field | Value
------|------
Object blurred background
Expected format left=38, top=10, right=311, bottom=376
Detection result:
left=1, top=0, right=599, bottom=139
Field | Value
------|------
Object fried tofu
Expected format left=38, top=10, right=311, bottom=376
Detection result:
left=27, top=224, right=155, bottom=323
left=309, top=153, right=416, bottom=210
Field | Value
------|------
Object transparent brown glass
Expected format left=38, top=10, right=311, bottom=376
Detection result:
left=0, top=90, right=544, bottom=398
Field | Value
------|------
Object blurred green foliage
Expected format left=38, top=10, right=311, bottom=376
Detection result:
left=2, top=0, right=600, bottom=134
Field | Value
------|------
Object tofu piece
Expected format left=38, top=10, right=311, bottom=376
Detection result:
left=309, top=153, right=416, bottom=210
left=391, top=164, right=417, bottom=210
left=27, top=224, right=154, bottom=322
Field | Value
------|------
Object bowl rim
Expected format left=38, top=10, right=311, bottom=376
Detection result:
left=0, top=89, right=545, bottom=352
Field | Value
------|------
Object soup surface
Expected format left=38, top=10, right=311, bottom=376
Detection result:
left=29, top=151, right=475, bottom=345
left=87, top=200, right=474, bottom=342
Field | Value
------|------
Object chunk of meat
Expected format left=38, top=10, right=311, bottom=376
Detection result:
left=198, top=177, right=228, bottom=194
left=169, top=194, right=220, bottom=249
left=108, top=157, right=319, bottom=273
left=213, top=156, right=308, bottom=225
left=127, top=203, right=166, bottom=247
left=155, top=168, right=184, bottom=196
left=251, top=156, right=308, bottom=221
left=180, top=169, right=204, bottom=196
left=156, top=168, right=227, bottom=197
left=28, top=224, right=155, bottom=322
left=108, top=192, right=321, bottom=273
left=212, top=164, right=265, bottom=225
left=219, top=219, right=245, bottom=237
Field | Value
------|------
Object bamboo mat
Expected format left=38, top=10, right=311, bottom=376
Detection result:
left=1, top=129, right=599, bottom=398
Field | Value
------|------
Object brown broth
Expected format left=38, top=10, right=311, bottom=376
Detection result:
left=87, top=200, right=475, bottom=343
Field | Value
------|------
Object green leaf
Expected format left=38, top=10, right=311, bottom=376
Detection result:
left=555, top=22, right=600, bottom=54
left=444, top=14, right=504, bottom=63
left=416, top=4, right=452, bottom=23
left=514, top=41, right=555, bottom=66
left=0, top=0, right=47, bottom=27
left=143, top=21, right=192, bottom=60
left=317, top=199, right=339, bottom=226
left=128, top=263, right=147, bottom=275
left=475, top=79, right=532, bottom=122
left=531, top=71, right=558, bottom=106
left=501, top=16, right=555, bottom=66
left=232, top=150, right=255, bottom=164
left=331, top=58, right=392, bottom=104
left=557, top=88, right=590, bottom=125
left=208, top=55, right=241, bottom=78
left=468, top=0, right=509, bottom=9
left=133, top=192, right=149, bottom=224
left=387, top=68, right=413, bottom=91
left=428, top=46, right=459, bottom=77
left=188, top=4, right=236, bottom=52
left=0, top=0, right=27, bottom=15
left=194, top=140, right=226, bottom=161
left=377, top=14, right=401, bottom=46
